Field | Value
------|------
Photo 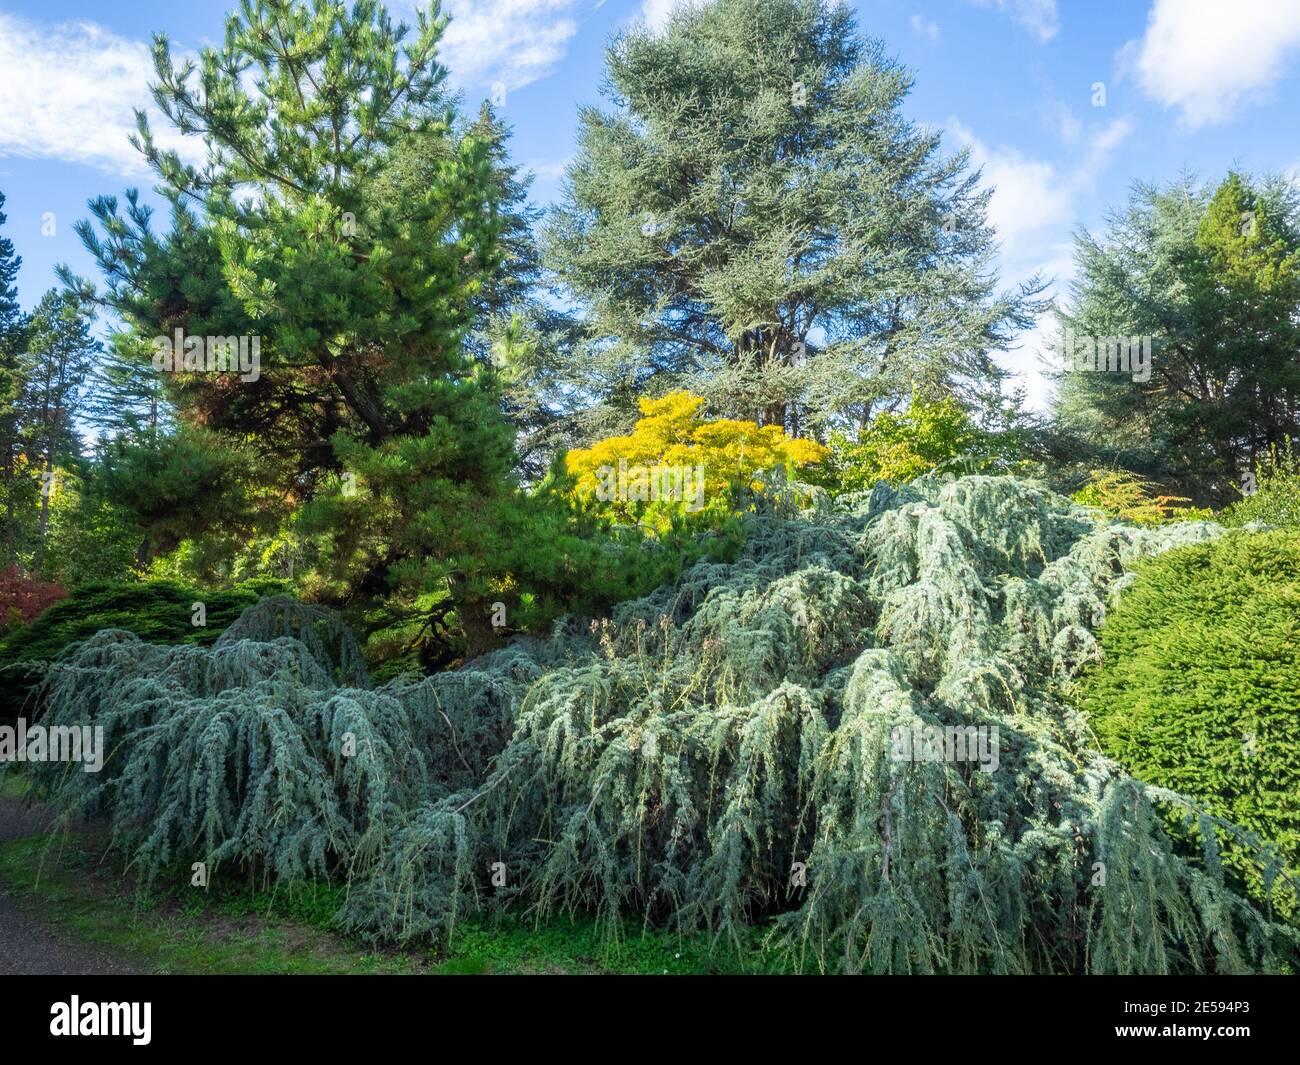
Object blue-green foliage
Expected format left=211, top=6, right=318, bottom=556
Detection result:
left=17, top=477, right=1298, bottom=973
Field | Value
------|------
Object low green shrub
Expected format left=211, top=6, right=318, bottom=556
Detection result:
left=818, top=395, right=1034, bottom=496
left=1222, top=440, right=1300, bottom=528
left=1077, top=529, right=1300, bottom=913
left=0, top=577, right=284, bottom=720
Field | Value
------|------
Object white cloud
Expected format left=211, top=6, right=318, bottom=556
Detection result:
left=969, top=0, right=1059, bottom=42
left=638, top=0, right=711, bottom=34
left=1084, top=117, right=1133, bottom=169
left=0, top=14, right=198, bottom=176
left=1042, top=100, right=1081, bottom=145
left=946, top=115, right=1135, bottom=412
left=641, top=0, right=681, bottom=33
left=946, top=118, right=1072, bottom=263
left=438, top=1, right=581, bottom=93
left=0, top=4, right=589, bottom=173
left=947, top=116, right=1131, bottom=265
left=1125, top=0, right=1300, bottom=127
left=910, top=15, right=940, bottom=42
left=524, top=157, right=571, bottom=184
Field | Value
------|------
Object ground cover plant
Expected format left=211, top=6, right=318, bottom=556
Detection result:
left=0, top=807, right=769, bottom=974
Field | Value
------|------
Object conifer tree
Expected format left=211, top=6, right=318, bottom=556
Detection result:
left=1052, top=172, right=1300, bottom=504
left=17, top=290, right=98, bottom=572
left=372, top=100, right=573, bottom=479
left=543, top=0, right=1042, bottom=437
left=84, top=334, right=171, bottom=439
left=471, top=104, right=583, bottom=478
left=0, top=191, right=27, bottom=567
left=64, top=0, right=518, bottom=648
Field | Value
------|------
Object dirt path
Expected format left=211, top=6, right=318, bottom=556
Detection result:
left=0, top=796, right=142, bottom=975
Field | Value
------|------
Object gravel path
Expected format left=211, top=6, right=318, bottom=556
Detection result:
left=0, top=796, right=142, bottom=975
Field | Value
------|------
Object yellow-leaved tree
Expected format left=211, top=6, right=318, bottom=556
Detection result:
left=565, top=392, right=828, bottom=531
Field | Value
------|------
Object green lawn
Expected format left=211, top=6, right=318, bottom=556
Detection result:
left=0, top=818, right=789, bottom=974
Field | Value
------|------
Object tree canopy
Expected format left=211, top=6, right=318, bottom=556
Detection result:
left=542, top=0, right=1043, bottom=439
left=1052, top=172, right=1300, bottom=505
left=63, top=0, right=519, bottom=648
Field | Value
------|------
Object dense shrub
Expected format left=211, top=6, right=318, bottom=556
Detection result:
left=0, top=577, right=284, bottom=720
left=1077, top=530, right=1300, bottom=912
left=0, top=568, right=67, bottom=629
left=18, top=478, right=1298, bottom=972
left=821, top=395, right=1032, bottom=495
left=563, top=391, right=827, bottom=532
left=1071, top=469, right=1213, bottom=525
left=1222, top=440, right=1300, bottom=528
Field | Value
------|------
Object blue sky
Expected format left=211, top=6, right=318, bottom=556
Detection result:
left=2, top=0, right=1299, bottom=409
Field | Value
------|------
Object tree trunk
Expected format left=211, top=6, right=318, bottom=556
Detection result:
left=3, top=442, right=14, bottom=567
left=33, top=444, right=52, bottom=573
left=447, top=571, right=498, bottom=659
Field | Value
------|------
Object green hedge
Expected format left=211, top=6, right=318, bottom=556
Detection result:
left=0, top=577, right=284, bottom=720
left=1077, top=530, right=1300, bottom=911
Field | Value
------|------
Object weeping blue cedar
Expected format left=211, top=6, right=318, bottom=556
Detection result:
left=18, top=477, right=1298, bottom=972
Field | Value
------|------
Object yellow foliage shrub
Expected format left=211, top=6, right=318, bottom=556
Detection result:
left=1070, top=470, right=1214, bottom=526
left=564, top=391, right=828, bottom=530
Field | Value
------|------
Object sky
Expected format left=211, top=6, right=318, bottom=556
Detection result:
left=1, top=0, right=1299, bottom=410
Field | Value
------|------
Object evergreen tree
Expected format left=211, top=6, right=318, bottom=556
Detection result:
left=0, top=191, right=27, bottom=567
left=371, top=100, right=574, bottom=479
left=465, top=103, right=543, bottom=347
left=543, top=0, right=1042, bottom=437
left=84, top=333, right=171, bottom=439
left=64, top=0, right=518, bottom=650
left=1052, top=172, right=1300, bottom=504
left=470, top=104, right=584, bottom=478
left=18, top=290, right=98, bottom=571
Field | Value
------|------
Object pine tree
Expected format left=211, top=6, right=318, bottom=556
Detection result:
left=372, top=100, right=573, bottom=479
left=542, top=0, right=1043, bottom=437
left=64, top=0, right=518, bottom=650
left=465, top=103, right=543, bottom=348
left=0, top=190, right=27, bottom=567
left=83, top=333, right=171, bottom=439
left=17, top=290, right=98, bottom=572
left=471, top=104, right=583, bottom=479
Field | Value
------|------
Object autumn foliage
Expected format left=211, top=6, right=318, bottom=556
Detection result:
left=564, top=391, right=828, bottom=530
left=0, top=567, right=67, bottom=629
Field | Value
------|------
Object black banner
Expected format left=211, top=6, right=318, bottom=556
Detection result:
left=0, top=974, right=1289, bottom=1051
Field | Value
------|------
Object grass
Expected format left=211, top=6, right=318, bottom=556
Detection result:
left=0, top=809, right=791, bottom=974
left=0, top=770, right=30, bottom=800
left=0, top=833, right=406, bottom=974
